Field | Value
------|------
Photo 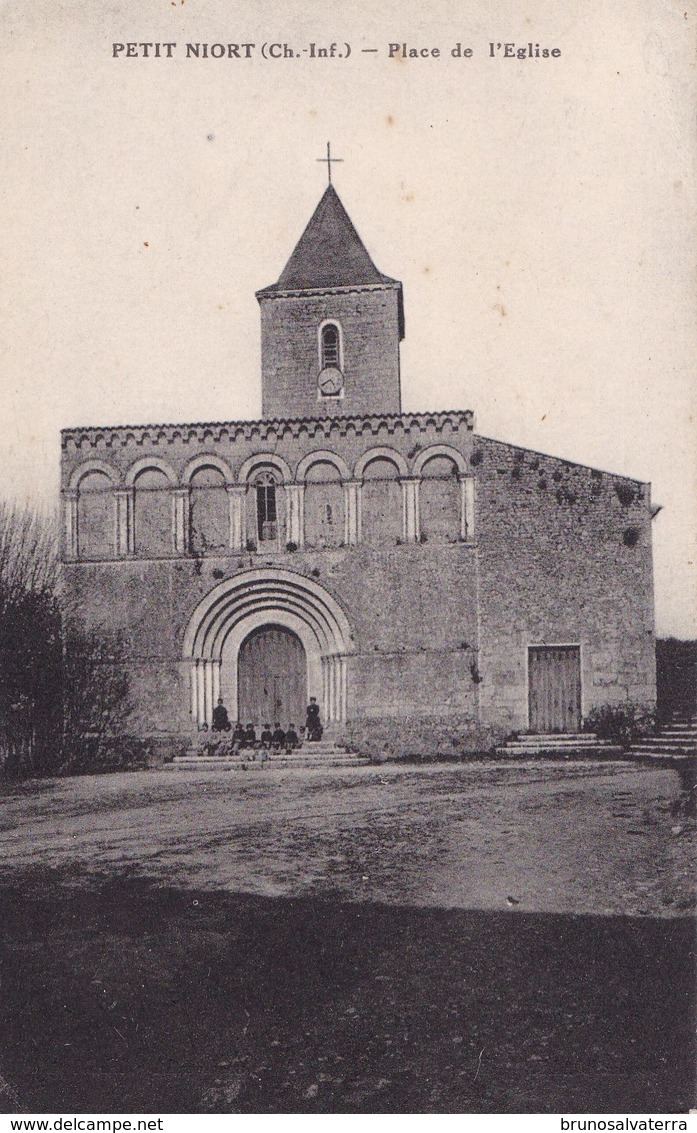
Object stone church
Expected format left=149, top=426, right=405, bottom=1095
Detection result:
left=60, top=172, right=657, bottom=755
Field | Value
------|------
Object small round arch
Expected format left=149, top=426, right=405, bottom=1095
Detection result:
left=296, top=449, right=351, bottom=483
left=125, top=457, right=178, bottom=487
left=69, top=459, right=120, bottom=491
left=237, top=452, right=293, bottom=485
left=354, top=446, right=409, bottom=480
left=318, top=319, right=344, bottom=371
left=182, top=453, right=235, bottom=485
left=412, top=444, right=469, bottom=478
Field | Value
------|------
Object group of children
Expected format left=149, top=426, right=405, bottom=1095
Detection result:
left=191, top=695, right=324, bottom=759
left=195, top=721, right=301, bottom=758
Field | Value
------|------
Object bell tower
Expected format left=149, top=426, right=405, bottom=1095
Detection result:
left=256, top=162, right=404, bottom=420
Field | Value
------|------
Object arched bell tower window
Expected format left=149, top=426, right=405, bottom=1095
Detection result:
left=317, top=321, right=344, bottom=398
left=321, top=322, right=341, bottom=368
left=255, top=472, right=278, bottom=543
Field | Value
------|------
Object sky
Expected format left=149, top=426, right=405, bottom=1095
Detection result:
left=1, top=0, right=695, bottom=636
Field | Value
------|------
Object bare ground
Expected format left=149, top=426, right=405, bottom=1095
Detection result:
left=0, top=761, right=694, bottom=1113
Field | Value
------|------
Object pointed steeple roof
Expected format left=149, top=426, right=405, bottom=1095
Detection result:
left=258, top=184, right=399, bottom=294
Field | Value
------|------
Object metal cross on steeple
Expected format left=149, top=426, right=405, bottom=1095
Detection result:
left=317, top=141, right=343, bottom=184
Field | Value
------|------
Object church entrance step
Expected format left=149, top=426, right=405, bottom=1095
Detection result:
left=169, top=745, right=369, bottom=771
left=168, top=759, right=370, bottom=771
left=495, top=732, right=624, bottom=760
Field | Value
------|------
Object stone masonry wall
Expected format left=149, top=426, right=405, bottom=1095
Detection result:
left=473, top=437, right=656, bottom=732
left=60, top=542, right=480, bottom=736
left=259, top=288, right=402, bottom=419
left=60, top=413, right=656, bottom=745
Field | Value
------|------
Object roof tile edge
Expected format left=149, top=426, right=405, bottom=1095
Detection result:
left=61, top=409, right=476, bottom=448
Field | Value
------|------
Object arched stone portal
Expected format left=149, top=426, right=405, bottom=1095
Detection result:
left=182, top=567, right=354, bottom=728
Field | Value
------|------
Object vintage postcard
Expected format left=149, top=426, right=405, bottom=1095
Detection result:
left=0, top=0, right=694, bottom=1120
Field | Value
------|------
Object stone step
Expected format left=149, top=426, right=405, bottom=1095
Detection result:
left=628, top=742, right=697, bottom=756
left=523, top=733, right=597, bottom=741
left=629, top=749, right=696, bottom=762
left=496, top=744, right=624, bottom=759
left=182, top=743, right=347, bottom=756
left=169, top=759, right=369, bottom=771
left=508, top=737, right=616, bottom=748
left=658, top=729, right=697, bottom=739
left=634, top=735, right=697, bottom=746
left=170, top=749, right=367, bottom=771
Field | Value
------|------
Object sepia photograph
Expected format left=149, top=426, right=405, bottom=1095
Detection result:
left=0, top=0, right=695, bottom=1119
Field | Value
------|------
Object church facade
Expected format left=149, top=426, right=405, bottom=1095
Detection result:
left=60, top=180, right=657, bottom=755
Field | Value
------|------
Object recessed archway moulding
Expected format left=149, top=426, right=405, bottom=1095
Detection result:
left=181, top=567, right=355, bottom=727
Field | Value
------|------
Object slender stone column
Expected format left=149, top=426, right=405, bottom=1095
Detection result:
left=321, top=656, right=330, bottom=722
left=343, top=480, right=362, bottom=545
left=459, top=475, right=475, bottom=541
left=323, top=655, right=347, bottom=723
left=226, top=485, right=246, bottom=552
left=211, top=660, right=221, bottom=709
left=173, top=488, right=189, bottom=554
left=196, top=661, right=206, bottom=727
left=328, top=657, right=336, bottom=722
left=190, top=663, right=198, bottom=724
left=64, top=490, right=78, bottom=559
left=339, top=656, right=348, bottom=721
left=400, top=477, right=420, bottom=543
left=285, top=483, right=305, bottom=547
left=203, top=661, right=215, bottom=725
left=114, top=489, right=133, bottom=556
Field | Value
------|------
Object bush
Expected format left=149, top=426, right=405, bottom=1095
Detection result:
left=60, top=627, right=134, bottom=773
left=341, top=714, right=502, bottom=762
left=0, top=504, right=62, bottom=778
left=0, top=502, right=141, bottom=778
left=583, top=703, right=655, bottom=747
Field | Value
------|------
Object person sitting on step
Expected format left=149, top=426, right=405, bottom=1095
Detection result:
left=242, top=722, right=257, bottom=757
left=191, top=723, right=210, bottom=757
left=284, top=724, right=299, bottom=753
left=260, top=723, right=273, bottom=749
left=216, top=733, right=235, bottom=758
left=271, top=722, right=285, bottom=750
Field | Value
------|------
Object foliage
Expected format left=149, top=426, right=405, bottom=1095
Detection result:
left=0, top=504, right=62, bottom=777
left=656, top=637, right=697, bottom=723
left=583, top=703, right=655, bottom=747
left=0, top=502, right=136, bottom=777
left=341, top=714, right=502, bottom=762
left=614, top=482, right=637, bottom=506
left=60, top=624, right=135, bottom=773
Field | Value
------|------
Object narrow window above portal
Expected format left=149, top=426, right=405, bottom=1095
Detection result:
left=255, top=472, right=278, bottom=543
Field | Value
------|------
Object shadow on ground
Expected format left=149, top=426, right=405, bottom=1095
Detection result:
left=0, top=872, right=693, bottom=1114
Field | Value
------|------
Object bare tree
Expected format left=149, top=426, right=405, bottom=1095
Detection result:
left=0, top=502, right=62, bottom=776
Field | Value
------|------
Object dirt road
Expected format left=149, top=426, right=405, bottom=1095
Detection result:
left=0, top=761, right=693, bottom=1113
left=0, top=761, right=692, bottom=916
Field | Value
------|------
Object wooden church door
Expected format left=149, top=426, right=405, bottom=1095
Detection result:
left=528, top=645, right=581, bottom=733
left=237, top=626, right=307, bottom=729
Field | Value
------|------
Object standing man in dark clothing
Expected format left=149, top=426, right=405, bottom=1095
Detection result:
left=305, top=697, right=323, bottom=742
left=212, top=698, right=231, bottom=732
